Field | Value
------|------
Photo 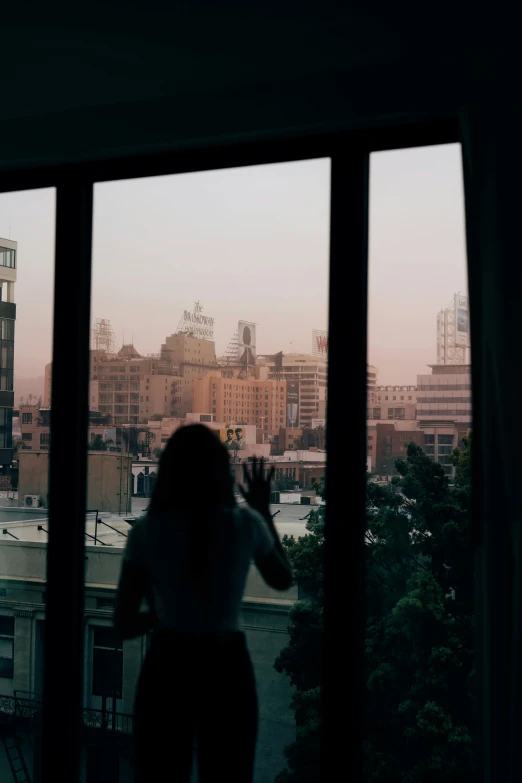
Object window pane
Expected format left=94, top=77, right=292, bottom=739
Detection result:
left=0, top=188, right=55, bottom=779
left=366, top=144, right=473, bottom=780
left=88, top=159, right=329, bottom=781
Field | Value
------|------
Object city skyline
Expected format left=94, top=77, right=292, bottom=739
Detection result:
left=1, top=143, right=467, bottom=389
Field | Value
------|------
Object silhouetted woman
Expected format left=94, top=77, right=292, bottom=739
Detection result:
left=114, top=424, right=293, bottom=782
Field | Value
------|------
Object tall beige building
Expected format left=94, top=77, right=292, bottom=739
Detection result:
left=161, top=333, right=218, bottom=416
left=192, top=371, right=286, bottom=437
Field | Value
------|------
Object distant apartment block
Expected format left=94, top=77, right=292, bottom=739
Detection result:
left=368, top=385, right=417, bottom=420
left=46, top=344, right=183, bottom=425
left=0, top=238, right=16, bottom=474
left=192, top=372, right=287, bottom=437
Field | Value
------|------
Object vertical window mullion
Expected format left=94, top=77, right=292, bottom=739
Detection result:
left=324, top=148, right=369, bottom=777
left=41, top=179, right=93, bottom=783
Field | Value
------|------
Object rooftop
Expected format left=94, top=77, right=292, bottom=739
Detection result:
left=0, top=496, right=310, bottom=548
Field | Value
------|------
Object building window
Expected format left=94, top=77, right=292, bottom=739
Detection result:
left=146, top=396, right=149, bottom=402
left=388, top=408, right=393, bottom=419
left=438, top=435, right=454, bottom=445
left=424, top=434, right=435, bottom=445
left=0, top=615, right=15, bottom=678
left=438, top=445, right=453, bottom=455
left=22, top=432, right=33, bottom=441
left=40, top=433, right=51, bottom=446
left=22, top=412, right=33, bottom=424
left=92, top=626, right=123, bottom=698
left=425, top=445, right=435, bottom=455
left=0, top=247, right=16, bottom=269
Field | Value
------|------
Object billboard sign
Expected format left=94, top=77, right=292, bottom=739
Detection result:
left=455, top=294, right=469, bottom=347
left=312, top=329, right=328, bottom=357
left=286, top=380, right=299, bottom=427
left=179, top=301, right=215, bottom=341
left=218, top=426, right=246, bottom=452
left=238, top=321, right=256, bottom=365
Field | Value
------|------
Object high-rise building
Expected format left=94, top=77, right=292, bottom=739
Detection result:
left=0, top=238, right=16, bottom=474
left=257, top=353, right=327, bottom=428
left=161, top=332, right=218, bottom=416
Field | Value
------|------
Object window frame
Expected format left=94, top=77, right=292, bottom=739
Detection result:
left=0, top=117, right=459, bottom=783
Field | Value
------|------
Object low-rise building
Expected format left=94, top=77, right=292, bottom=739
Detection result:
left=374, top=421, right=424, bottom=476
left=273, top=427, right=303, bottom=453
left=368, top=386, right=417, bottom=420
left=17, top=451, right=132, bottom=514
left=19, top=405, right=51, bottom=451
left=0, top=537, right=296, bottom=783
left=371, top=419, right=467, bottom=477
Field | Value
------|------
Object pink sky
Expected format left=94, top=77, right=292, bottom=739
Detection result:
left=0, top=144, right=467, bottom=387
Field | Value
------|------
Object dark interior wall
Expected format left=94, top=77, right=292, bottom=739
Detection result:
left=0, top=5, right=484, bottom=172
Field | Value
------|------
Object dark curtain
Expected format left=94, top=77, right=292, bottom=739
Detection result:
left=461, top=92, right=522, bottom=783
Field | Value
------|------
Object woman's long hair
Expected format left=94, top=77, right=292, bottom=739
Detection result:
left=148, top=424, right=236, bottom=588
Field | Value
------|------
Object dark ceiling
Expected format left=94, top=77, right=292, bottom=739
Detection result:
left=0, top=5, right=489, bottom=173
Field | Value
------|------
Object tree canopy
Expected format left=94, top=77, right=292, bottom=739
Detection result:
left=275, top=438, right=474, bottom=783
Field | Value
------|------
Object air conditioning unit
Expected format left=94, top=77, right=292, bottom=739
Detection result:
left=24, top=495, right=40, bottom=508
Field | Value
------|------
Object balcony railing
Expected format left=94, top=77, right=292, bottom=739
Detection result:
left=0, top=693, right=133, bottom=735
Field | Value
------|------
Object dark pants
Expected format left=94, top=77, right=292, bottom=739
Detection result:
left=133, top=631, right=258, bottom=782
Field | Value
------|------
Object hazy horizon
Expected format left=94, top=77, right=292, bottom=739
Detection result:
left=1, top=143, right=467, bottom=388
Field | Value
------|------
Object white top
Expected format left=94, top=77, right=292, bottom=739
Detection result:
left=123, top=505, right=274, bottom=632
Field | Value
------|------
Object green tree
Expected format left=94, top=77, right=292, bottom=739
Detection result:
left=364, top=441, right=474, bottom=782
left=13, top=440, right=28, bottom=459
left=275, top=475, right=299, bottom=492
left=313, top=424, right=326, bottom=450
left=88, top=434, right=107, bottom=451
left=275, top=440, right=474, bottom=783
